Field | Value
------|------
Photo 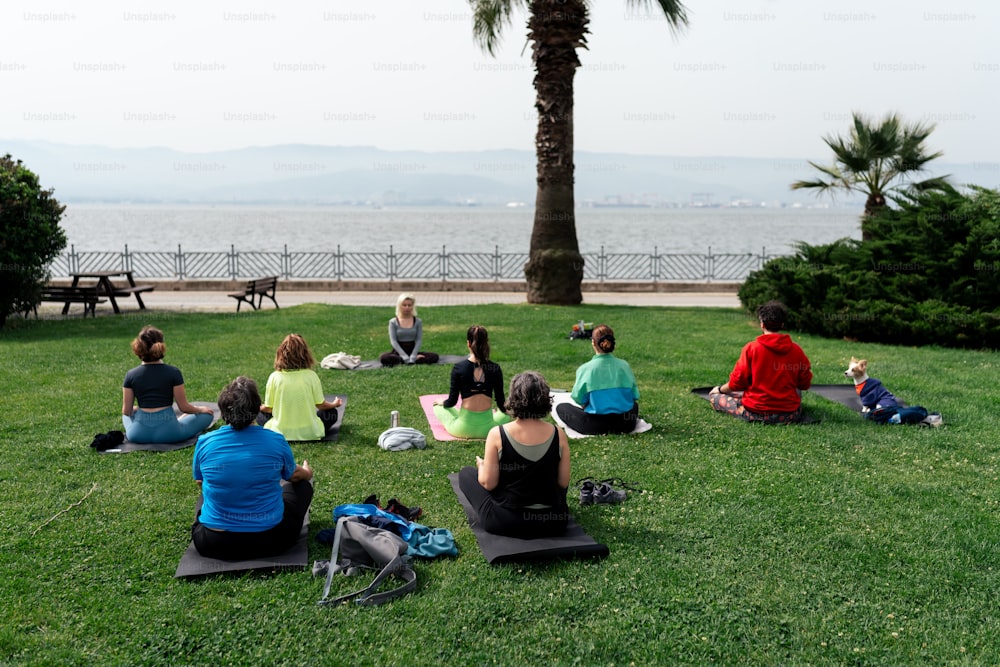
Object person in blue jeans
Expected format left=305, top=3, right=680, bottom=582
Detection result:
left=121, top=325, right=215, bottom=443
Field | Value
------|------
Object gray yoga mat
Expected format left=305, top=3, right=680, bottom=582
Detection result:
left=321, top=394, right=347, bottom=442
left=354, top=354, right=468, bottom=370
left=806, top=384, right=865, bottom=412
left=448, top=472, right=609, bottom=565
left=174, top=498, right=310, bottom=579
left=690, top=387, right=819, bottom=424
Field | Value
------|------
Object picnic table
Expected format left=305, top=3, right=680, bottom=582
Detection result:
left=64, top=270, right=155, bottom=314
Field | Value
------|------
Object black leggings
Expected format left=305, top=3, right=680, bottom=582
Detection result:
left=191, top=479, right=313, bottom=561
left=256, top=408, right=338, bottom=434
left=458, top=466, right=568, bottom=539
left=379, top=341, right=439, bottom=366
left=556, top=401, right=639, bottom=435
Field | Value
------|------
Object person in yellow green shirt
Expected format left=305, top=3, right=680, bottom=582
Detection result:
left=258, top=334, right=341, bottom=441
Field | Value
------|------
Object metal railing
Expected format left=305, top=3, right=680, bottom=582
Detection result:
left=52, top=245, right=788, bottom=282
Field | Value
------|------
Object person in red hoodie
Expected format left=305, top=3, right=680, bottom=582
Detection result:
left=709, top=301, right=812, bottom=424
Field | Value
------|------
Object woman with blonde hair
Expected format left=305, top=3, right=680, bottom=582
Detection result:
left=122, top=325, right=215, bottom=443
left=433, top=325, right=511, bottom=438
left=379, top=293, right=439, bottom=366
left=258, top=333, right=341, bottom=441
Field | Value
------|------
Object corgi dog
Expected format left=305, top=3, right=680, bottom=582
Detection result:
left=844, top=357, right=900, bottom=413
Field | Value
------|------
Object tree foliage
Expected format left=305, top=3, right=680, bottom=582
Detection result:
left=791, top=111, right=950, bottom=240
left=739, top=186, right=1000, bottom=349
left=0, top=154, right=67, bottom=327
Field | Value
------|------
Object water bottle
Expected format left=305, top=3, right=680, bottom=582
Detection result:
left=390, top=410, right=399, bottom=428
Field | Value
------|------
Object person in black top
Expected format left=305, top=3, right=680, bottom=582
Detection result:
left=121, top=325, right=215, bottom=443
left=457, top=371, right=570, bottom=538
left=433, top=325, right=511, bottom=438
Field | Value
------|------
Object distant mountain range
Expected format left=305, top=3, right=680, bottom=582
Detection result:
left=3, top=139, right=994, bottom=207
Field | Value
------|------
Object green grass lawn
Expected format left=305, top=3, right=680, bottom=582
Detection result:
left=1, top=303, right=998, bottom=666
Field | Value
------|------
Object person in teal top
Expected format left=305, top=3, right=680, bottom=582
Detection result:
left=257, top=334, right=341, bottom=441
left=556, top=324, right=640, bottom=435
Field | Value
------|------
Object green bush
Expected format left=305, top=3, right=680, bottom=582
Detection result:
left=739, top=186, right=1000, bottom=349
left=0, top=154, right=67, bottom=328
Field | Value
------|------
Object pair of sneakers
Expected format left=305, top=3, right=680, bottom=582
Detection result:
left=363, top=494, right=423, bottom=521
left=578, top=477, right=636, bottom=506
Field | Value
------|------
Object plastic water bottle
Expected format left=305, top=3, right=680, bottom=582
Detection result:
left=390, top=410, right=399, bottom=428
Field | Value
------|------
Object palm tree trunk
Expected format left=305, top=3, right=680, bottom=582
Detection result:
left=523, top=0, right=587, bottom=304
left=861, top=192, right=887, bottom=242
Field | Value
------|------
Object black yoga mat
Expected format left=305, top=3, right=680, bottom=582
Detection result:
left=448, top=472, right=609, bottom=565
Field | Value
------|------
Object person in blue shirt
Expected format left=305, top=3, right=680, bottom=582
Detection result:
left=556, top=324, right=640, bottom=435
left=191, top=376, right=313, bottom=560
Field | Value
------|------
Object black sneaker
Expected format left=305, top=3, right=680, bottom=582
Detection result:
left=385, top=498, right=422, bottom=521
left=578, top=479, right=596, bottom=506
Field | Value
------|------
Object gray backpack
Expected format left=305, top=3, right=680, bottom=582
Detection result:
left=318, top=516, right=416, bottom=606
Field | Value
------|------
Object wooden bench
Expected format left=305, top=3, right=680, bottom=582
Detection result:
left=110, top=283, right=156, bottom=309
left=29, top=285, right=107, bottom=318
left=228, top=276, right=280, bottom=312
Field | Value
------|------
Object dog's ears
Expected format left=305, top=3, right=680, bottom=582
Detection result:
left=857, top=359, right=868, bottom=371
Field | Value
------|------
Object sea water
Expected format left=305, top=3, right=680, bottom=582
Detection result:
left=61, top=204, right=860, bottom=256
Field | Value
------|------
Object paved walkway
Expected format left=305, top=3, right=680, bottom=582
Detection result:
left=31, top=289, right=741, bottom=317
left=146, top=289, right=741, bottom=311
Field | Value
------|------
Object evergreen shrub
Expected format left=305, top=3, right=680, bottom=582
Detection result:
left=739, top=186, right=1000, bottom=349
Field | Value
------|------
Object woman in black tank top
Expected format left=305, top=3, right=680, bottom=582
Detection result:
left=457, top=371, right=570, bottom=537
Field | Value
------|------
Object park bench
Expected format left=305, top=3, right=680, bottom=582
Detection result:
left=65, top=270, right=155, bottom=314
left=110, top=283, right=156, bottom=303
left=228, top=276, right=280, bottom=312
left=29, top=285, right=107, bottom=318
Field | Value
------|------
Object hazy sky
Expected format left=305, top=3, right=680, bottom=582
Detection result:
left=2, top=0, right=996, bottom=162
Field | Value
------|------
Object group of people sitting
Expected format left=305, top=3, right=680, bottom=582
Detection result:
left=122, top=326, right=338, bottom=560
left=119, top=296, right=811, bottom=558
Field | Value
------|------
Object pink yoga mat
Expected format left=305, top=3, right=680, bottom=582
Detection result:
left=419, top=394, right=463, bottom=441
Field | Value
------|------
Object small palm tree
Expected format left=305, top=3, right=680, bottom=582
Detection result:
left=791, top=111, right=950, bottom=241
left=470, top=0, right=688, bottom=303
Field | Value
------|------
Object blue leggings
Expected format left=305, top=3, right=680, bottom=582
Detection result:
left=123, top=408, right=214, bottom=444
left=433, top=405, right=511, bottom=439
